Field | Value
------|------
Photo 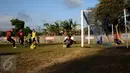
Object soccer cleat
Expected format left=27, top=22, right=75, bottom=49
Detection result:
left=13, top=47, right=17, bottom=48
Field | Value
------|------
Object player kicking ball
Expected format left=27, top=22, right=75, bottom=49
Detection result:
left=30, top=40, right=37, bottom=50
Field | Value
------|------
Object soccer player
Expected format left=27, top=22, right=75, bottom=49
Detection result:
left=27, top=32, right=32, bottom=46
left=6, top=29, right=16, bottom=48
left=30, top=40, right=37, bottom=50
left=114, top=24, right=124, bottom=45
left=64, top=35, right=76, bottom=48
left=37, top=35, right=40, bottom=44
left=18, top=29, right=24, bottom=47
left=32, top=29, right=37, bottom=42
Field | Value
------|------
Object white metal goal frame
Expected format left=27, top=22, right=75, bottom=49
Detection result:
left=81, top=9, right=129, bottom=48
left=81, top=10, right=92, bottom=47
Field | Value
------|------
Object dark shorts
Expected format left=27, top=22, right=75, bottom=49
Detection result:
left=114, top=39, right=122, bottom=44
left=32, top=38, right=36, bottom=42
left=7, top=37, right=15, bottom=43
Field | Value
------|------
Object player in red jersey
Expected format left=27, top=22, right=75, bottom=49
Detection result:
left=18, top=29, right=24, bottom=47
left=114, top=24, right=124, bottom=45
left=6, top=29, right=16, bottom=48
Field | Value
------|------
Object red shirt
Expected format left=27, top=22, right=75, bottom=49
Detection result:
left=18, top=31, right=24, bottom=38
left=6, top=30, right=11, bottom=39
left=114, top=33, right=119, bottom=39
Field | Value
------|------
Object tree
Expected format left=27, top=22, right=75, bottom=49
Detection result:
left=87, top=8, right=97, bottom=25
left=36, top=26, right=43, bottom=36
left=43, top=23, right=58, bottom=35
left=43, top=23, right=50, bottom=29
left=0, top=31, right=6, bottom=36
left=43, top=19, right=79, bottom=35
left=96, top=0, right=130, bottom=24
left=11, top=19, right=25, bottom=29
left=23, top=26, right=31, bottom=36
left=10, top=19, right=25, bottom=36
left=47, top=25, right=56, bottom=34
left=43, top=21, right=62, bottom=35
left=61, top=19, right=78, bottom=35
left=54, top=21, right=61, bottom=35
left=43, top=28, right=48, bottom=35
left=95, top=0, right=130, bottom=35
left=43, top=23, right=50, bottom=35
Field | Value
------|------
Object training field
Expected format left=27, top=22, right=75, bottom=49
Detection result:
left=0, top=44, right=130, bottom=73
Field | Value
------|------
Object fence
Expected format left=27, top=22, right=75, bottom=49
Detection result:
left=0, top=34, right=130, bottom=44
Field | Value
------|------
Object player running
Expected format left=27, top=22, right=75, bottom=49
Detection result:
left=32, top=29, right=37, bottom=42
left=18, top=29, right=24, bottom=47
left=6, top=29, right=16, bottom=48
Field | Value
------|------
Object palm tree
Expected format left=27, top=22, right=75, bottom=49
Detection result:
left=43, top=19, right=79, bottom=35
left=43, top=22, right=61, bottom=35
left=61, top=19, right=78, bottom=35
left=54, top=21, right=61, bottom=35
left=43, top=23, right=50, bottom=29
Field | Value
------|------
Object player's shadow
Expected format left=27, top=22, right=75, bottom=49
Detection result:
left=113, top=46, right=130, bottom=49
left=38, top=46, right=130, bottom=73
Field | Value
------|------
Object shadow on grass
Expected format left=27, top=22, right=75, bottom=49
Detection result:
left=0, top=52, right=22, bottom=55
left=38, top=46, right=130, bottom=73
left=113, top=46, right=130, bottom=49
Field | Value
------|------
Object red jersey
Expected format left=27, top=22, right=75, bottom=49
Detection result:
left=114, top=33, right=119, bottom=39
left=18, top=31, right=24, bottom=38
left=6, top=30, right=11, bottom=40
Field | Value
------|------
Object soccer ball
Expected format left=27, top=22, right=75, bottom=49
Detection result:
left=63, top=45, right=66, bottom=48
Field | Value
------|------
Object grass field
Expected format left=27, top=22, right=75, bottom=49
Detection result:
left=0, top=44, right=130, bottom=73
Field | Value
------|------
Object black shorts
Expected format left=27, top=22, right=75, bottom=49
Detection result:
left=7, top=37, right=15, bottom=43
left=32, top=38, right=36, bottom=42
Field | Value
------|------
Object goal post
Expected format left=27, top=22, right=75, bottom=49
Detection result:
left=81, top=10, right=84, bottom=47
left=81, top=8, right=129, bottom=48
left=81, top=10, right=92, bottom=47
left=124, top=9, right=129, bottom=48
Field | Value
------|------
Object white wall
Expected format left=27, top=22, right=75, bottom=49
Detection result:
left=0, top=34, right=130, bottom=43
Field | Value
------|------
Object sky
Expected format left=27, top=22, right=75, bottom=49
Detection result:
left=0, top=0, right=99, bottom=30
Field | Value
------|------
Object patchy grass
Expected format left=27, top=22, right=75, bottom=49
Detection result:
left=0, top=44, right=90, bottom=73
left=0, top=44, right=130, bottom=73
